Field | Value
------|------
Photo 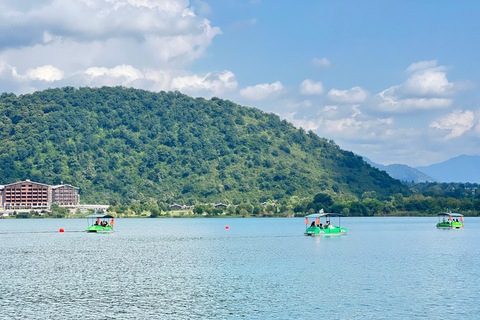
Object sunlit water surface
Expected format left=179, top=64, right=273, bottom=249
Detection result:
left=1, top=217, right=479, bottom=319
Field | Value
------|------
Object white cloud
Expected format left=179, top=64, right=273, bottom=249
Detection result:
left=318, top=107, right=392, bottom=138
left=26, top=65, right=64, bottom=82
left=327, top=86, right=369, bottom=103
left=286, top=112, right=322, bottom=131
left=0, top=0, right=222, bottom=94
left=312, top=57, right=331, bottom=67
left=85, top=64, right=144, bottom=82
left=300, top=79, right=324, bottom=95
left=406, top=60, right=438, bottom=72
left=239, top=81, right=284, bottom=101
left=375, top=88, right=453, bottom=113
left=322, top=105, right=337, bottom=112
left=171, top=70, right=238, bottom=95
left=373, top=60, right=456, bottom=113
left=80, top=65, right=238, bottom=96
left=191, top=0, right=213, bottom=16
left=402, top=67, right=453, bottom=96
left=430, top=109, right=475, bottom=139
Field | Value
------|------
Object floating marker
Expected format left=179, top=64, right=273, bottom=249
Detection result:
left=59, top=228, right=64, bottom=233
left=225, top=225, right=229, bottom=230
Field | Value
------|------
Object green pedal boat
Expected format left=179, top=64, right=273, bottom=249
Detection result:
left=304, top=213, right=347, bottom=236
left=86, top=214, right=115, bottom=233
left=436, top=212, right=463, bottom=229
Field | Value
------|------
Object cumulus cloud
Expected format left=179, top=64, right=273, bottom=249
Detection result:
left=402, top=66, right=453, bottom=96
left=286, top=112, right=322, bottom=131
left=406, top=60, right=439, bottom=73
left=300, top=79, right=324, bottom=95
left=85, top=64, right=144, bottom=82
left=430, top=109, right=475, bottom=139
left=171, top=70, right=238, bottom=95
left=81, top=65, right=237, bottom=96
left=312, top=57, right=331, bottom=67
left=0, top=0, right=224, bottom=94
left=285, top=102, right=393, bottom=144
left=375, top=88, right=453, bottom=113
left=240, top=81, right=284, bottom=101
left=327, top=86, right=369, bottom=103
left=373, top=60, right=455, bottom=113
left=26, top=65, right=64, bottom=82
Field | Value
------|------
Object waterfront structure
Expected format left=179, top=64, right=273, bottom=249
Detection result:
left=52, top=184, right=80, bottom=209
left=0, top=179, right=79, bottom=211
left=0, top=185, right=3, bottom=211
left=170, top=204, right=185, bottom=210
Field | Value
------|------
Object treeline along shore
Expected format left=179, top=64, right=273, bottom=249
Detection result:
left=6, top=186, right=480, bottom=219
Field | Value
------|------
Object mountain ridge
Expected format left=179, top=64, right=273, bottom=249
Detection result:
left=0, top=86, right=409, bottom=205
left=362, top=157, right=436, bottom=183
left=416, top=155, right=480, bottom=183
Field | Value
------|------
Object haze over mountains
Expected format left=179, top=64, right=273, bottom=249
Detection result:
left=365, top=155, right=480, bottom=183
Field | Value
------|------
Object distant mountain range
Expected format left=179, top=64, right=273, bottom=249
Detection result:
left=363, top=158, right=436, bottom=183
left=364, top=155, right=480, bottom=183
left=416, top=155, right=480, bottom=183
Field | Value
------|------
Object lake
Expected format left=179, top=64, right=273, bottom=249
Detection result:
left=1, top=217, right=479, bottom=319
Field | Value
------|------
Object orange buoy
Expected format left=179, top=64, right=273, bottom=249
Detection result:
left=225, top=225, right=229, bottom=230
left=305, top=218, right=309, bottom=225
left=111, top=219, right=114, bottom=227
left=316, top=217, right=320, bottom=225
left=59, top=228, right=64, bottom=233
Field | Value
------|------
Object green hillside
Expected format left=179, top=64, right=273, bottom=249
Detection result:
left=0, top=86, right=409, bottom=205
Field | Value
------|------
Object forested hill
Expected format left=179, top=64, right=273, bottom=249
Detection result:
left=0, top=86, right=409, bottom=205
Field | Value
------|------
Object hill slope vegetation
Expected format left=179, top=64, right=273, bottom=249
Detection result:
left=0, top=87, right=409, bottom=205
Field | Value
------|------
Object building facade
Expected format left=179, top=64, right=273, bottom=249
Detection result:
left=0, top=180, right=79, bottom=211
left=52, top=184, right=80, bottom=208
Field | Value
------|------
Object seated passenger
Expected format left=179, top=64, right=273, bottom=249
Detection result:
left=310, top=221, right=316, bottom=227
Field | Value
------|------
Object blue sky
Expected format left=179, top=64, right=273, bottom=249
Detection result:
left=0, top=0, right=479, bottom=167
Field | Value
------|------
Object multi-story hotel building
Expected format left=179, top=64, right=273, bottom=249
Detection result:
left=52, top=184, right=80, bottom=208
left=0, top=180, right=79, bottom=211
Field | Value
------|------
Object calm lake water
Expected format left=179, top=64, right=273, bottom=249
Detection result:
left=1, top=217, right=479, bottom=319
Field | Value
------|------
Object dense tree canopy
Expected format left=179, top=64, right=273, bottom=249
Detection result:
left=0, top=86, right=409, bottom=205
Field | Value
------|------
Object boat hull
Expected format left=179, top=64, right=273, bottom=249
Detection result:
left=304, top=226, right=347, bottom=236
left=436, top=222, right=463, bottom=229
left=86, top=225, right=113, bottom=233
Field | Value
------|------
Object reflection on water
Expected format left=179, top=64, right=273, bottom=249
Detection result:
left=1, top=217, right=479, bottom=319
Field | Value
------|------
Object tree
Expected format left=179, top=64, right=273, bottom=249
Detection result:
left=50, top=203, right=69, bottom=218
left=349, top=202, right=368, bottom=216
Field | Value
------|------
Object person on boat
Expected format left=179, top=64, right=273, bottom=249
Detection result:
left=310, top=221, right=316, bottom=228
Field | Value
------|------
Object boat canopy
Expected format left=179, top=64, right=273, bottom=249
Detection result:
left=437, top=212, right=463, bottom=217
left=86, top=214, right=114, bottom=218
left=305, top=213, right=344, bottom=218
